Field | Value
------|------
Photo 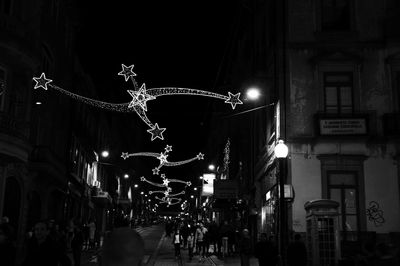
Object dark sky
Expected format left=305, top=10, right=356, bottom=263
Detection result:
left=75, top=1, right=240, bottom=207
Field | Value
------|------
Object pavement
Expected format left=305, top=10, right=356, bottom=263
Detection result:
left=77, top=225, right=259, bottom=266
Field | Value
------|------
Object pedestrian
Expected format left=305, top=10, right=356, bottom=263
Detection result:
left=196, top=223, right=208, bottom=261
left=181, top=221, right=189, bottom=249
left=87, top=219, right=96, bottom=250
left=287, top=233, right=308, bottom=266
left=22, top=220, right=71, bottom=266
left=239, top=229, right=251, bottom=266
left=0, top=223, right=16, bottom=266
left=172, top=229, right=183, bottom=259
left=187, top=231, right=195, bottom=261
left=71, top=223, right=84, bottom=266
left=208, top=221, right=219, bottom=255
left=255, top=233, right=278, bottom=266
left=101, top=227, right=145, bottom=266
left=1, top=216, right=15, bottom=241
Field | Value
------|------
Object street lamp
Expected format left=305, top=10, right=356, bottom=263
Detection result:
left=208, top=164, right=216, bottom=171
left=101, top=150, right=109, bottom=158
left=246, top=87, right=261, bottom=100
left=274, top=139, right=289, bottom=265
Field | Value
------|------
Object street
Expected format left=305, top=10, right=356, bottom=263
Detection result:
left=80, top=224, right=258, bottom=266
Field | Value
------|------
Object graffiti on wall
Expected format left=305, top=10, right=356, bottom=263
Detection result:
left=366, top=201, right=385, bottom=227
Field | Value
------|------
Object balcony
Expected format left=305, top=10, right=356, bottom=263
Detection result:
left=382, top=113, right=400, bottom=137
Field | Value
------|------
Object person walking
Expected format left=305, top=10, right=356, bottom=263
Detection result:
left=101, top=227, right=145, bottom=266
left=71, top=223, right=84, bottom=266
left=255, top=233, right=278, bottom=266
left=0, top=223, right=16, bottom=266
left=287, top=234, right=308, bottom=266
left=87, top=219, right=96, bottom=250
left=172, top=229, right=183, bottom=259
left=239, top=229, right=251, bottom=266
left=187, top=231, right=195, bottom=261
left=23, top=220, right=71, bottom=266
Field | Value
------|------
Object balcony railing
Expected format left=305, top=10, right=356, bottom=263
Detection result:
left=0, top=111, right=29, bottom=140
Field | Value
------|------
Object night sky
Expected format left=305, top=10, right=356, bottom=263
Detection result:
left=74, top=1, right=241, bottom=206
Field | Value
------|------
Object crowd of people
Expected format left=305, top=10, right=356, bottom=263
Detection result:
left=164, top=218, right=244, bottom=262
left=164, top=217, right=309, bottom=266
left=0, top=216, right=98, bottom=266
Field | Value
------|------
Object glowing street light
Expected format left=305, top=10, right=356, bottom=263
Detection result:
left=101, top=150, right=109, bottom=158
left=246, top=87, right=261, bottom=100
left=124, top=174, right=129, bottom=179
left=208, top=164, right=215, bottom=171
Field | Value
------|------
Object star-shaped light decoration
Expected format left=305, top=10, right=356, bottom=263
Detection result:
left=160, top=173, right=166, bottom=179
left=127, top=83, right=155, bottom=111
left=152, top=168, right=160, bottom=175
left=33, top=73, right=52, bottom=90
left=165, top=145, right=172, bottom=153
left=140, top=176, right=146, bottom=181
left=157, top=152, right=168, bottom=164
left=225, top=92, right=243, bottom=109
left=118, top=64, right=136, bottom=81
left=121, top=152, right=129, bottom=160
left=196, top=153, right=205, bottom=160
left=162, top=179, right=170, bottom=187
left=147, top=123, right=166, bottom=141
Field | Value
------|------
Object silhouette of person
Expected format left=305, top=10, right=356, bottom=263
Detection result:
left=287, top=234, right=307, bottom=266
left=255, top=233, right=278, bottom=266
left=101, top=227, right=145, bottom=266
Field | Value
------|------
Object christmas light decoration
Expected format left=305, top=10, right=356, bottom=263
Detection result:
left=122, top=145, right=204, bottom=175
left=155, top=196, right=182, bottom=206
left=32, top=64, right=243, bottom=141
left=140, top=175, right=192, bottom=187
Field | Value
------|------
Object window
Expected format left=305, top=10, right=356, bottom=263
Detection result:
left=327, top=171, right=359, bottom=241
left=0, top=0, right=13, bottom=15
left=324, top=72, right=353, bottom=114
left=321, top=0, right=350, bottom=31
left=0, top=68, right=5, bottom=110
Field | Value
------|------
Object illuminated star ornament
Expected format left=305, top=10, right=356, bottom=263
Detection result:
left=32, top=64, right=243, bottom=141
left=33, top=73, right=52, bottom=90
left=121, top=145, right=204, bottom=175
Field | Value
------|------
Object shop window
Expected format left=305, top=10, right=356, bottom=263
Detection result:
left=324, top=72, right=353, bottom=114
left=321, top=0, right=351, bottom=31
left=327, top=171, right=359, bottom=241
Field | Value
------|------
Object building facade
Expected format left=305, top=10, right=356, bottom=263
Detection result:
left=0, top=1, right=123, bottom=264
left=208, top=0, right=400, bottom=262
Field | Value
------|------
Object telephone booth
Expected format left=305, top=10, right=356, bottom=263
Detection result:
left=304, top=199, right=340, bottom=266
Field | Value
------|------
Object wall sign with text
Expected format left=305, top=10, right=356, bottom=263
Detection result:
left=318, top=117, right=368, bottom=135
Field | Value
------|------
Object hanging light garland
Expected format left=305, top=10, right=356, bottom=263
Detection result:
left=33, top=64, right=243, bottom=141
left=121, top=145, right=204, bottom=175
